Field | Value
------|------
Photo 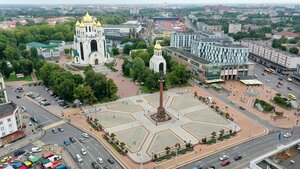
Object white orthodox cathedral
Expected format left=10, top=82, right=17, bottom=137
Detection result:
left=72, top=13, right=110, bottom=65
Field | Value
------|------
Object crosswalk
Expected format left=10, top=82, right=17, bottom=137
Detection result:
left=42, top=120, right=66, bottom=130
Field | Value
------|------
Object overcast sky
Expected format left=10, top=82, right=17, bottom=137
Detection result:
left=0, top=0, right=299, bottom=4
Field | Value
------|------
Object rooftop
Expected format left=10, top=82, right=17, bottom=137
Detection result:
left=26, top=42, right=58, bottom=49
left=102, top=24, right=140, bottom=29
left=165, top=47, right=211, bottom=64
left=0, top=102, right=17, bottom=119
left=275, top=31, right=300, bottom=37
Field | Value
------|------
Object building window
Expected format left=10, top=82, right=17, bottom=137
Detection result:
left=0, top=127, right=4, bottom=131
left=80, top=42, right=84, bottom=60
left=7, top=118, right=11, bottom=122
left=8, top=124, right=12, bottom=127
left=2, top=132, right=5, bottom=136
left=0, top=121, right=3, bottom=125
left=90, top=40, right=98, bottom=52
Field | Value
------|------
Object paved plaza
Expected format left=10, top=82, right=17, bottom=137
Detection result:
left=85, top=89, right=240, bottom=163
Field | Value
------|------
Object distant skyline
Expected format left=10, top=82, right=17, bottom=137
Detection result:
left=0, top=0, right=299, bottom=5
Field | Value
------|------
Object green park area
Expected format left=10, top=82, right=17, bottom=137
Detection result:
left=4, top=73, right=32, bottom=82
left=254, top=99, right=275, bottom=112
left=272, top=96, right=292, bottom=110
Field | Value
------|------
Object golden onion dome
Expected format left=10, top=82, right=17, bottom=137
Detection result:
left=96, top=21, right=102, bottom=27
left=154, top=43, right=161, bottom=50
left=75, top=20, right=80, bottom=27
left=79, top=22, right=85, bottom=28
left=83, top=12, right=93, bottom=23
left=93, top=21, right=97, bottom=26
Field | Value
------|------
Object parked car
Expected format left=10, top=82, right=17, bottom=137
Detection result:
left=58, top=127, right=64, bottom=132
left=29, top=117, right=38, bottom=123
left=63, top=105, right=70, bottom=109
left=69, top=137, right=76, bottom=143
left=107, top=158, right=114, bottom=164
left=284, top=133, right=291, bottom=138
left=221, top=160, right=230, bottom=166
left=97, top=157, right=104, bottom=164
left=239, top=106, right=245, bottom=110
left=76, top=154, right=83, bottom=163
left=31, top=147, right=42, bottom=153
left=16, top=95, right=21, bottom=99
left=233, top=155, right=242, bottom=161
left=14, top=149, right=25, bottom=156
left=92, top=162, right=100, bottom=169
left=219, top=155, right=229, bottom=161
left=82, top=133, right=89, bottom=138
left=205, top=166, right=215, bottom=169
left=278, top=82, right=283, bottom=85
left=79, top=138, right=85, bottom=143
left=278, top=77, right=283, bottom=81
left=52, top=128, right=58, bottom=133
left=81, top=149, right=87, bottom=155
left=43, top=102, right=51, bottom=106
left=262, top=73, right=265, bottom=76
left=287, top=87, right=292, bottom=91
left=64, top=138, right=71, bottom=146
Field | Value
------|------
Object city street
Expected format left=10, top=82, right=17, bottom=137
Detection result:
left=254, top=64, right=300, bottom=103
left=5, top=85, right=122, bottom=169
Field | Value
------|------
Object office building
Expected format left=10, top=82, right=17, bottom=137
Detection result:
left=196, top=22, right=223, bottom=32
left=228, top=23, right=242, bottom=34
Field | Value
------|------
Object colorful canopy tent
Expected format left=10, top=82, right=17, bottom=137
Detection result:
left=17, top=166, right=26, bottom=169
left=211, top=83, right=222, bottom=90
left=56, top=165, right=69, bottom=169
left=44, top=162, right=53, bottom=168
left=39, top=158, right=51, bottom=165
left=42, top=154, right=54, bottom=159
left=28, top=156, right=39, bottom=163
left=24, top=161, right=32, bottom=167
left=3, top=165, right=14, bottom=169
left=11, top=162, right=21, bottom=169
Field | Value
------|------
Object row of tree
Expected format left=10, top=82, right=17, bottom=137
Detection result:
left=38, top=62, right=118, bottom=104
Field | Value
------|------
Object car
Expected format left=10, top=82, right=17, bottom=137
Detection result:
left=35, top=97, right=41, bottom=101
left=82, top=133, right=89, bottom=138
left=69, top=137, right=76, bottom=143
left=284, top=133, right=291, bottom=138
left=29, top=122, right=32, bottom=126
left=76, top=154, right=83, bottom=163
left=81, top=149, right=87, bottom=155
left=58, top=127, right=64, bottom=132
left=29, top=117, right=38, bottom=123
left=16, top=95, right=21, bottom=99
left=20, top=106, right=27, bottom=112
left=233, top=155, right=242, bottom=161
left=24, top=150, right=32, bottom=156
left=230, top=101, right=235, bottom=105
left=198, top=82, right=203, bottom=86
left=103, top=166, right=109, bottom=169
left=219, top=155, right=229, bottom=161
left=92, top=162, right=100, bottom=169
left=14, top=149, right=25, bottom=156
left=262, top=73, right=265, bottom=76
left=287, top=78, right=293, bottom=82
left=43, top=102, right=51, bottom=106
left=239, top=106, right=245, bottom=110
left=287, top=87, right=292, bottom=91
left=97, top=157, right=104, bottom=164
left=64, top=138, right=71, bottom=146
left=221, top=160, right=230, bottom=166
left=266, top=79, right=270, bottom=83
left=31, top=147, right=42, bottom=153
left=63, top=105, right=70, bottom=109
left=193, top=164, right=203, bottom=169
left=205, top=166, right=215, bottom=169
left=276, top=85, right=281, bottom=88
left=52, top=128, right=58, bottom=133
left=278, top=82, right=283, bottom=85
left=278, top=77, right=283, bottom=81
left=107, top=158, right=114, bottom=164
left=79, top=138, right=85, bottom=143
left=1, top=156, right=12, bottom=163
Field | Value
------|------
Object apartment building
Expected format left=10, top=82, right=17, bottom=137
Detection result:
left=241, top=40, right=300, bottom=74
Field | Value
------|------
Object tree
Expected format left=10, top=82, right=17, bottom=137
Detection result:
left=131, top=57, right=146, bottom=82
left=19, top=59, right=33, bottom=75
left=73, top=85, right=96, bottom=105
left=106, top=78, right=118, bottom=98
left=122, top=58, right=131, bottom=77
left=57, top=78, right=76, bottom=101
left=50, top=32, right=65, bottom=41
left=0, top=61, right=12, bottom=79
left=39, top=62, right=60, bottom=84
left=3, top=45, right=19, bottom=61
left=12, top=60, right=21, bottom=74
left=289, top=47, right=299, bottom=54
left=174, top=64, right=190, bottom=84
left=136, top=41, right=147, bottom=49
left=112, top=47, right=119, bottom=56
left=64, top=48, right=70, bottom=54
left=144, top=71, right=160, bottom=90
left=30, top=47, right=38, bottom=59
left=123, top=44, right=131, bottom=55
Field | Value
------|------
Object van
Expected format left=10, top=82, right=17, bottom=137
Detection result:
left=76, top=154, right=83, bottom=163
left=288, top=94, right=296, bottom=100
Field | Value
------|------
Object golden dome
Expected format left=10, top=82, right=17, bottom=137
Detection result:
left=96, top=21, right=102, bottom=27
left=79, top=22, right=85, bottom=28
left=75, top=21, right=80, bottom=27
left=83, top=12, right=93, bottom=23
left=154, top=43, right=161, bottom=50
left=93, top=21, right=97, bottom=26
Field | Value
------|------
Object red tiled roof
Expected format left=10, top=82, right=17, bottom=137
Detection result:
left=276, top=32, right=300, bottom=37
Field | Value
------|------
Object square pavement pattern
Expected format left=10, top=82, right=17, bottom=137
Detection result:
left=83, top=89, right=240, bottom=163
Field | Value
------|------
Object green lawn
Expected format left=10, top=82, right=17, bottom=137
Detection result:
left=4, top=74, right=33, bottom=82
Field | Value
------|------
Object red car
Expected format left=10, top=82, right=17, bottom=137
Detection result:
left=221, top=160, right=230, bottom=166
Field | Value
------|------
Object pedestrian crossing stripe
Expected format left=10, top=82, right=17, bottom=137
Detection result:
left=42, top=120, right=65, bottom=130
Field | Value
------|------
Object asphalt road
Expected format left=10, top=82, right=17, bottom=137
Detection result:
left=254, top=64, right=300, bottom=103
left=6, top=85, right=122, bottom=169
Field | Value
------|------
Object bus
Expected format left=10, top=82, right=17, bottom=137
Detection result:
left=264, top=68, right=274, bottom=74
left=288, top=94, right=296, bottom=100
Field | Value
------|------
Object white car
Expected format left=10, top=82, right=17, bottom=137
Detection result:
left=34, top=97, right=41, bottom=101
left=284, top=133, right=291, bottom=138
left=219, top=155, right=229, bottom=161
left=82, top=133, right=89, bottom=138
left=31, top=147, right=42, bottom=153
left=97, top=157, right=104, bottom=164
left=81, top=149, right=87, bottom=155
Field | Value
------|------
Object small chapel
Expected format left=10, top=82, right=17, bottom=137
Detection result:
left=72, top=13, right=110, bottom=65
left=149, top=43, right=167, bottom=75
